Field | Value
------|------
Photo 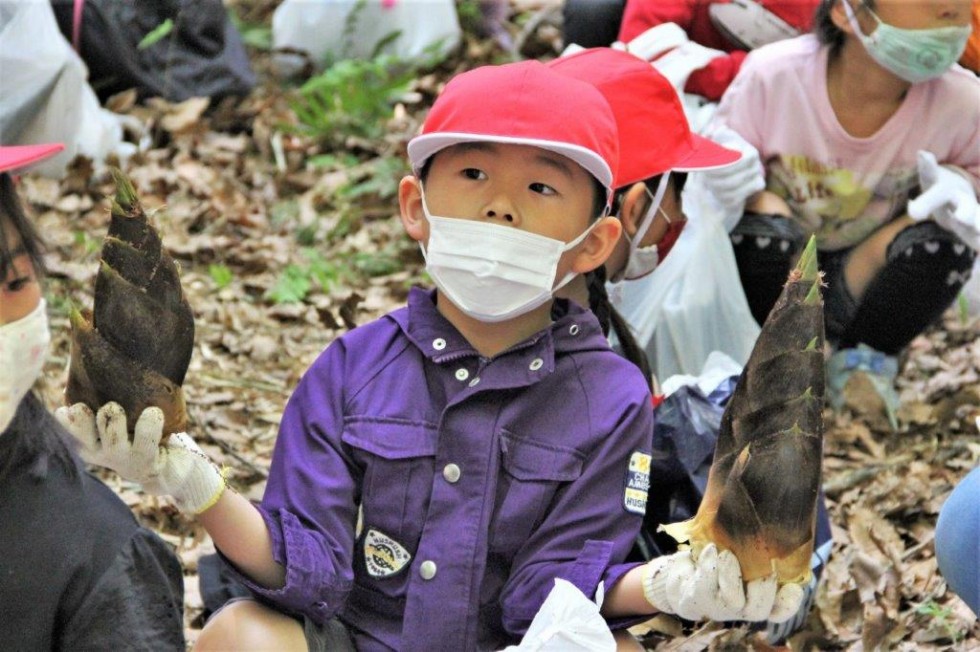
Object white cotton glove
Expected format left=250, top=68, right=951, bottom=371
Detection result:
left=641, top=544, right=805, bottom=623
left=908, top=150, right=980, bottom=251
left=652, top=40, right=727, bottom=91
left=55, top=402, right=225, bottom=514
left=697, top=125, right=766, bottom=220
left=623, top=22, right=689, bottom=62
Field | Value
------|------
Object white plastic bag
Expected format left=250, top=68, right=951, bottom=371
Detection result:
left=272, top=0, right=461, bottom=76
left=0, top=0, right=134, bottom=177
left=610, top=178, right=761, bottom=381
left=501, top=579, right=615, bottom=652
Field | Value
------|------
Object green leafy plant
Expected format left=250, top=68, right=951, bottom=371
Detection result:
left=289, top=54, right=416, bottom=144
left=208, top=263, right=233, bottom=290
left=229, top=11, right=272, bottom=51
left=338, top=156, right=407, bottom=200
left=916, top=600, right=963, bottom=644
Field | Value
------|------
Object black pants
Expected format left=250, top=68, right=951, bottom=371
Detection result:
left=731, top=215, right=976, bottom=355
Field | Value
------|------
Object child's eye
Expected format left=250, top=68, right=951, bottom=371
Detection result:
left=462, top=168, right=487, bottom=180
left=529, top=182, right=558, bottom=196
left=4, top=276, right=32, bottom=293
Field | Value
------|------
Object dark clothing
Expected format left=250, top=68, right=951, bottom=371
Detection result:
left=0, top=433, right=185, bottom=651
left=731, top=214, right=975, bottom=353
left=562, top=0, right=626, bottom=48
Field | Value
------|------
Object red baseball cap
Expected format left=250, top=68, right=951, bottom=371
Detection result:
left=408, top=60, right=619, bottom=194
left=549, top=48, right=740, bottom=188
left=0, top=144, right=65, bottom=174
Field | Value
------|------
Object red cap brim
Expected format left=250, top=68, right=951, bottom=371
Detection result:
left=671, top=134, right=743, bottom=172
left=0, top=144, right=65, bottom=174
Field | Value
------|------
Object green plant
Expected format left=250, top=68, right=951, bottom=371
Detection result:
left=73, top=230, right=101, bottom=257
left=265, top=249, right=346, bottom=304
left=208, top=263, right=233, bottom=290
left=916, top=600, right=962, bottom=644
left=289, top=54, right=416, bottom=144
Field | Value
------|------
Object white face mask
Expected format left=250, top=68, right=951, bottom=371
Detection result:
left=0, top=299, right=50, bottom=434
left=611, top=173, right=671, bottom=283
left=419, top=188, right=598, bottom=323
left=843, top=0, right=971, bottom=84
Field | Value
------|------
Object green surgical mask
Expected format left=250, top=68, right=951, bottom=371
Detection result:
left=843, top=1, right=971, bottom=83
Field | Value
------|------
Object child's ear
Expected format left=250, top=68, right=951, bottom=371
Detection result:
left=398, top=175, right=425, bottom=242
left=619, top=182, right=651, bottom=239
left=571, top=215, right=623, bottom=274
left=830, top=0, right=855, bottom=34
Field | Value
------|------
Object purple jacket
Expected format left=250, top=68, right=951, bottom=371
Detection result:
left=238, top=288, right=654, bottom=650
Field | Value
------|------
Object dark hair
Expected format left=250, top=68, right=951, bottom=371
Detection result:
left=585, top=266, right=653, bottom=389
left=0, top=393, right=80, bottom=483
left=612, top=172, right=688, bottom=216
left=0, top=172, right=47, bottom=280
left=815, top=0, right=876, bottom=57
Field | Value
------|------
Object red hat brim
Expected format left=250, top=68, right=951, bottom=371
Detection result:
left=0, top=144, right=65, bottom=174
left=671, top=133, right=743, bottom=172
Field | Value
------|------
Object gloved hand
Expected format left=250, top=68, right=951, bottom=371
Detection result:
left=641, top=544, right=805, bottom=623
left=698, top=125, right=766, bottom=220
left=55, top=402, right=225, bottom=514
left=908, top=150, right=980, bottom=251
left=652, top=40, right=727, bottom=91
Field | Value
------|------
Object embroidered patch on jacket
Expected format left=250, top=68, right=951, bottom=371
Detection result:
left=623, top=451, right=651, bottom=515
left=364, top=528, right=412, bottom=579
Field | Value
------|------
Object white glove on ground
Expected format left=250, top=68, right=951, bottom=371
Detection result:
left=641, top=544, right=804, bottom=623
left=623, top=23, right=689, bottom=62
left=908, top=150, right=980, bottom=251
left=55, top=402, right=225, bottom=514
left=698, top=125, right=766, bottom=218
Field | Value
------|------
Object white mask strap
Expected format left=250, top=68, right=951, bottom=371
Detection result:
left=631, top=172, right=671, bottom=254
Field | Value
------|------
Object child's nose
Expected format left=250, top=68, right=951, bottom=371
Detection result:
left=483, top=197, right=518, bottom=224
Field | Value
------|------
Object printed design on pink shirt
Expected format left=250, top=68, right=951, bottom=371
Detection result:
left=364, top=528, right=412, bottom=578
left=768, top=154, right=918, bottom=250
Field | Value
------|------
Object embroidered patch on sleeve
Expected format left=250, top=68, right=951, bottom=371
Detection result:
left=364, top=528, right=413, bottom=578
left=624, top=451, right=651, bottom=515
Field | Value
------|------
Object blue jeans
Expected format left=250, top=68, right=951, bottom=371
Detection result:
left=935, top=466, right=980, bottom=616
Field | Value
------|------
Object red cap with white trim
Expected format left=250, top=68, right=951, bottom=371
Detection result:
left=408, top=60, right=619, bottom=194
left=0, top=144, right=65, bottom=175
left=549, top=48, right=740, bottom=189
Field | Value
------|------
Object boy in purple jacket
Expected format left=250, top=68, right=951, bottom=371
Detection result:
left=57, top=61, right=656, bottom=650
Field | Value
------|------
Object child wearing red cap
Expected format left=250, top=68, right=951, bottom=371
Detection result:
left=548, top=48, right=829, bottom=641
left=0, top=144, right=185, bottom=650
left=617, top=0, right=820, bottom=100
left=57, top=61, right=656, bottom=650
left=710, top=0, right=979, bottom=426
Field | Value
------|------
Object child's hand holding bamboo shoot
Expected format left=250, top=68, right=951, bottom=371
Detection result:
left=56, top=402, right=225, bottom=514
left=640, top=543, right=805, bottom=623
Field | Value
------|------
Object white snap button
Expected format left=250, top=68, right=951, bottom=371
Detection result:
left=432, top=338, right=446, bottom=350
left=420, top=560, right=437, bottom=580
left=569, top=324, right=580, bottom=335
left=529, top=358, right=544, bottom=371
left=468, top=377, right=480, bottom=387
left=455, top=368, right=469, bottom=381
left=443, top=463, right=461, bottom=483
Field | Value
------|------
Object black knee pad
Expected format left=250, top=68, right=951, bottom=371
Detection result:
left=840, top=221, right=976, bottom=354
left=730, top=213, right=807, bottom=325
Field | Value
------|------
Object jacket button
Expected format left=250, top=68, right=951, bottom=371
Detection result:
left=443, top=463, right=461, bottom=483
left=529, top=358, right=543, bottom=371
left=569, top=324, right=580, bottom=335
left=455, top=368, right=469, bottom=381
left=420, top=560, right=437, bottom=580
left=432, top=338, right=447, bottom=350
